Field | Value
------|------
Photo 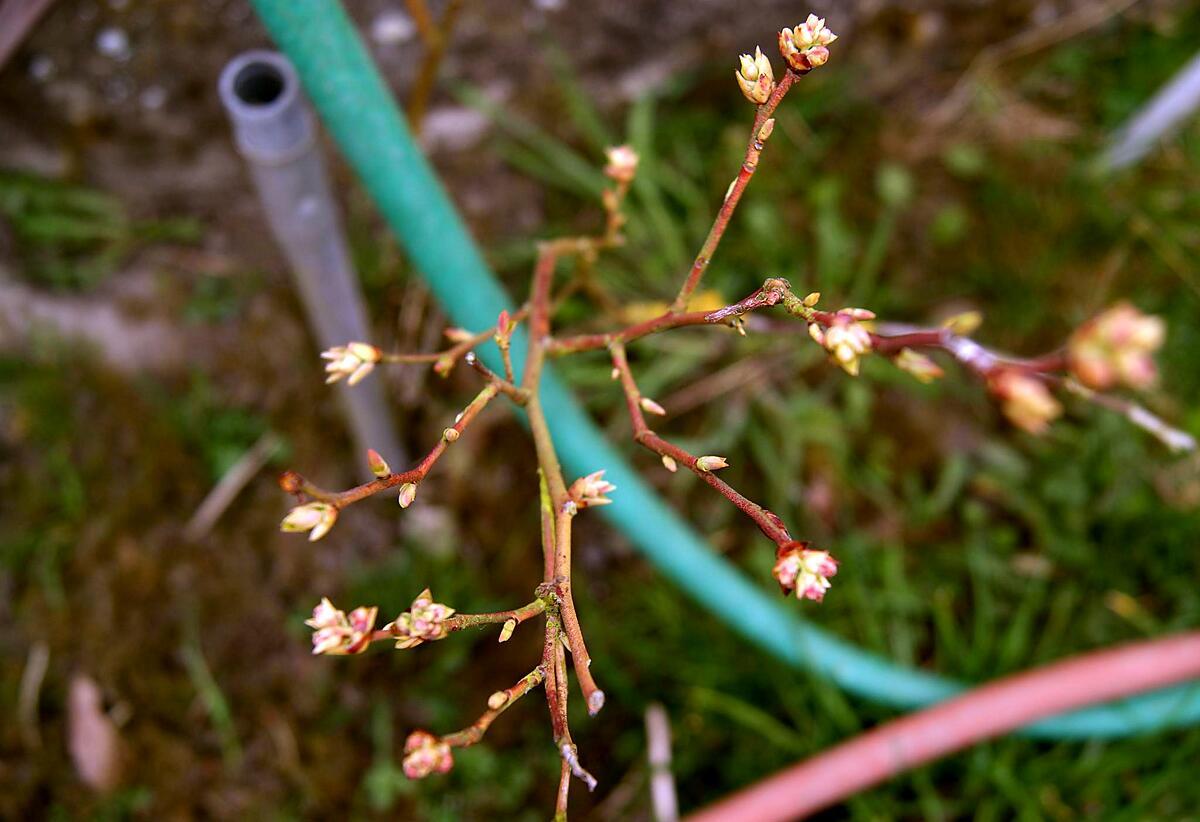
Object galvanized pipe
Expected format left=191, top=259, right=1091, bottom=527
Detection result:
left=218, top=50, right=401, bottom=470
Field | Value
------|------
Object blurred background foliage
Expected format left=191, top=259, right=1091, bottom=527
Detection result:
left=2, top=1, right=1200, bottom=819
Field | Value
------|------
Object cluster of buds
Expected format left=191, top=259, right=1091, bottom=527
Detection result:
left=773, top=542, right=839, bottom=602
left=989, top=369, right=1063, bottom=434
left=1068, top=302, right=1164, bottom=391
left=385, top=589, right=456, bottom=649
left=603, top=145, right=639, bottom=185
left=735, top=47, right=775, bottom=105
left=321, top=342, right=382, bottom=386
left=568, top=470, right=616, bottom=510
left=779, top=14, right=837, bottom=72
left=810, top=308, right=875, bottom=376
left=402, top=730, right=454, bottom=779
left=305, top=598, right=378, bottom=655
left=280, top=501, right=338, bottom=542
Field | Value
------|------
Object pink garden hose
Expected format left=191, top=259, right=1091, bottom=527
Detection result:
left=687, top=631, right=1200, bottom=821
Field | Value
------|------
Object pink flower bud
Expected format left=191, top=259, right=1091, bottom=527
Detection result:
left=403, top=731, right=454, bottom=779
left=386, top=588, right=456, bottom=649
left=773, top=542, right=838, bottom=602
left=603, top=145, right=639, bottom=184
left=367, top=449, right=391, bottom=478
left=1069, top=302, right=1165, bottom=391
left=779, top=15, right=837, bottom=72
left=568, top=469, right=617, bottom=509
left=989, top=370, right=1062, bottom=434
left=305, top=598, right=378, bottom=655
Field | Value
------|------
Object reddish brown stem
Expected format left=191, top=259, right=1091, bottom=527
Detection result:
left=440, top=665, right=545, bottom=749
left=670, top=70, right=800, bottom=313
left=554, top=508, right=606, bottom=715
left=283, top=382, right=499, bottom=508
left=610, top=342, right=793, bottom=548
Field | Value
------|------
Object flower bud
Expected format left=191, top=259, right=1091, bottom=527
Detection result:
left=894, top=348, right=944, bottom=383
left=305, top=597, right=378, bottom=655
left=695, top=455, right=729, bottom=472
left=280, top=502, right=338, bottom=542
left=367, top=449, right=391, bottom=478
left=814, top=310, right=874, bottom=376
left=735, top=46, right=776, bottom=105
left=568, top=469, right=617, bottom=509
left=640, top=396, right=667, bottom=416
left=443, top=427, right=460, bottom=443
left=398, top=482, right=418, bottom=509
left=487, top=691, right=509, bottom=710
left=386, top=588, right=456, bottom=649
left=1068, top=302, right=1164, bottom=391
left=779, top=15, right=837, bottom=72
left=403, top=731, right=453, bottom=779
left=773, top=541, right=838, bottom=602
left=941, top=310, right=983, bottom=336
left=989, top=370, right=1062, bottom=434
left=321, top=342, right=381, bottom=386
left=603, top=145, right=639, bottom=184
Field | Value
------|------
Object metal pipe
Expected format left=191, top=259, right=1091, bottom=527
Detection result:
left=1101, top=50, right=1200, bottom=170
left=218, top=50, right=401, bottom=470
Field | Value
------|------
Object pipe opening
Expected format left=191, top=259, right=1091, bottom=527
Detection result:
left=233, top=62, right=285, bottom=106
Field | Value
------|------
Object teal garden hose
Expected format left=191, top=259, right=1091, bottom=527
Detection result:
left=248, top=0, right=1200, bottom=739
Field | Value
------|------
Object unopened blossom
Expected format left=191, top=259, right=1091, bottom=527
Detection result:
left=1068, top=302, right=1164, bottom=391
left=810, top=309, right=874, bottom=376
left=397, top=482, right=418, bottom=508
left=280, top=501, right=338, bottom=542
left=568, top=469, right=617, bottom=509
left=773, top=542, right=838, bottom=602
left=322, top=342, right=381, bottom=386
left=640, top=396, right=667, bottom=416
left=604, top=145, right=639, bottom=184
left=403, top=730, right=453, bottom=779
left=366, top=448, right=391, bottom=478
left=894, top=348, right=944, bottom=383
left=695, top=455, right=729, bottom=472
left=386, top=588, right=456, bottom=649
left=305, top=597, right=378, bottom=655
left=735, top=46, right=775, bottom=105
left=990, top=370, right=1062, bottom=434
left=779, top=14, right=837, bottom=72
